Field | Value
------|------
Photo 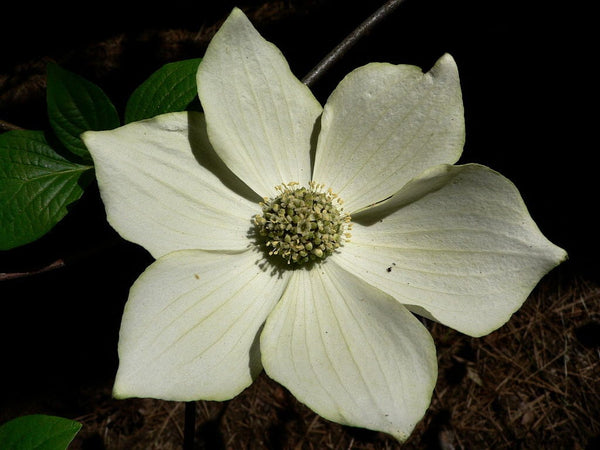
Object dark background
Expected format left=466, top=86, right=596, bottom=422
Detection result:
left=1, top=0, right=595, bottom=436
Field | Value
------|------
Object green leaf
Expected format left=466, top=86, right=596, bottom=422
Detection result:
left=125, top=58, right=202, bottom=123
left=0, top=130, right=93, bottom=250
left=0, top=414, right=81, bottom=450
left=47, top=63, right=120, bottom=162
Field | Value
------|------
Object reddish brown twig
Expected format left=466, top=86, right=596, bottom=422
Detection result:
left=0, top=119, right=24, bottom=133
left=0, top=258, right=66, bottom=281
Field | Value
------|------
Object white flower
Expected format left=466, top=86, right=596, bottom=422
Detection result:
left=82, top=8, right=566, bottom=441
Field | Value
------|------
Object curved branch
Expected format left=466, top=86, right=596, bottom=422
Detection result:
left=302, top=0, right=408, bottom=87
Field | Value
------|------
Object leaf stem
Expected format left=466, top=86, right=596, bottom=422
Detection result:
left=302, top=0, right=408, bottom=88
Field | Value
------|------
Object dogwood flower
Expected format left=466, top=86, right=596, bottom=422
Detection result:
left=82, top=8, right=566, bottom=441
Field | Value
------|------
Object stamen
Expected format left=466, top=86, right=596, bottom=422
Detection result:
left=254, top=182, right=351, bottom=265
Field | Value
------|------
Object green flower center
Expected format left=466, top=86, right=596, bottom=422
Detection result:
left=254, top=181, right=351, bottom=265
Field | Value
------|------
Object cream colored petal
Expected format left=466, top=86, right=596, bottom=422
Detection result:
left=334, top=164, right=567, bottom=337
left=313, top=54, right=464, bottom=213
left=82, top=112, right=260, bottom=259
left=197, top=8, right=322, bottom=198
left=261, top=262, right=437, bottom=442
left=113, top=249, right=290, bottom=401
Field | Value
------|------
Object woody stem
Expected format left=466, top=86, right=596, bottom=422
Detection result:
left=302, top=0, right=408, bottom=87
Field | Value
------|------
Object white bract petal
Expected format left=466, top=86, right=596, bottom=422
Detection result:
left=85, top=6, right=567, bottom=444
left=197, top=7, right=323, bottom=198
left=114, top=249, right=290, bottom=401
left=82, top=112, right=260, bottom=258
left=261, top=262, right=437, bottom=441
left=313, top=54, right=464, bottom=213
left=334, top=164, right=567, bottom=337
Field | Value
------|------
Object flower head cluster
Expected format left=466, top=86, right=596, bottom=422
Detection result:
left=255, top=181, right=351, bottom=264
left=82, top=8, right=566, bottom=442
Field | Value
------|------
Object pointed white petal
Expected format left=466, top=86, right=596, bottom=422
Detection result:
left=261, top=263, right=437, bottom=441
left=313, top=54, right=464, bottom=213
left=334, top=164, right=567, bottom=337
left=114, top=249, right=290, bottom=401
left=82, top=112, right=260, bottom=258
left=197, top=8, right=322, bottom=197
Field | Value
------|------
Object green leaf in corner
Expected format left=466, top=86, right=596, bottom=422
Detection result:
left=46, top=63, right=119, bottom=162
left=0, top=130, right=93, bottom=250
left=0, top=414, right=82, bottom=450
left=125, top=58, right=202, bottom=123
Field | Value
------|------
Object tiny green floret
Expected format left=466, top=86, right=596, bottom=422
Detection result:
left=255, top=181, right=352, bottom=265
